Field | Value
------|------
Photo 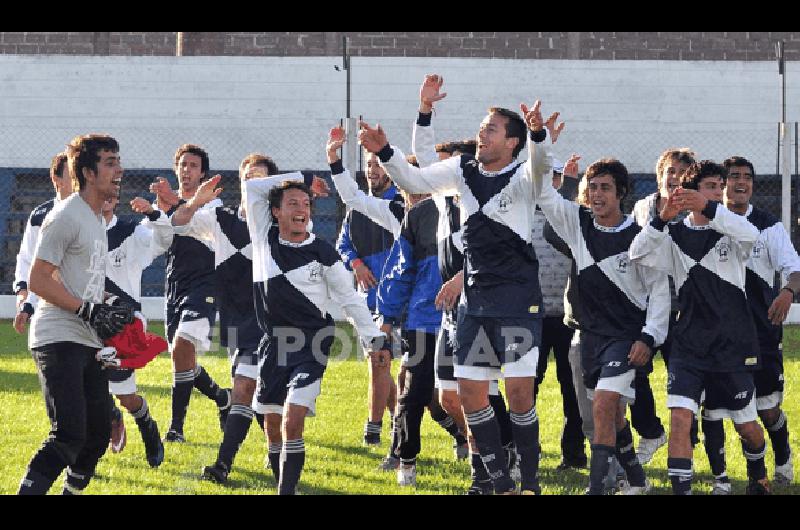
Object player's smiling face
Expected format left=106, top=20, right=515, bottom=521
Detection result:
left=365, top=153, right=389, bottom=195
left=176, top=153, right=204, bottom=195
left=587, top=173, right=622, bottom=222
left=90, top=149, right=123, bottom=200
left=659, top=159, right=688, bottom=199
left=476, top=112, right=515, bottom=167
left=274, top=188, right=311, bottom=240
left=725, top=165, right=753, bottom=208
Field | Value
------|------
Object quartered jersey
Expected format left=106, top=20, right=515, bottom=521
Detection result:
left=105, top=212, right=173, bottom=312
left=535, top=170, right=669, bottom=347
left=378, top=132, right=551, bottom=319
left=172, top=204, right=262, bottom=350
left=743, top=205, right=800, bottom=354
left=630, top=201, right=760, bottom=372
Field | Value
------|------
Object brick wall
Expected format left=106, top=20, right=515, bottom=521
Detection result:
left=1, top=32, right=799, bottom=60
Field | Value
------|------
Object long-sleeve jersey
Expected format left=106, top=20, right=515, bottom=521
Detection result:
left=14, top=197, right=58, bottom=309
left=335, top=182, right=403, bottom=312
left=378, top=132, right=551, bottom=318
left=105, top=211, right=173, bottom=312
left=172, top=204, right=263, bottom=350
left=245, top=175, right=384, bottom=360
left=543, top=179, right=581, bottom=330
left=377, top=198, right=443, bottom=334
left=741, top=204, right=800, bottom=354
left=330, top=163, right=404, bottom=238
left=629, top=202, right=760, bottom=372
left=535, top=164, right=669, bottom=347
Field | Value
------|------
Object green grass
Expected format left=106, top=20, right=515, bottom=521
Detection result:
left=1, top=321, right=799, bottom=495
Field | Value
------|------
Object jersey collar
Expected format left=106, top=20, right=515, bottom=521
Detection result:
left=279, top=232, right=315, bottom=247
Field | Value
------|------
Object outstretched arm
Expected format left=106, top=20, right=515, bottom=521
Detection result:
left=413, top=74, right=447, bottom=168
left=324, top=260, right=386, bottom=350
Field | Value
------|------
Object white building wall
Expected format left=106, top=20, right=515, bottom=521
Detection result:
left=0, top=55, right=797, bottom=173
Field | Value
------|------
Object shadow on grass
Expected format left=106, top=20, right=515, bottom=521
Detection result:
left=0, top=369, right=40, bottom=393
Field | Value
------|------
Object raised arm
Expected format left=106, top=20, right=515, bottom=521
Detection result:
left=412, top=74, right=447, bottom=168
left=359, top=122, right=461, bottom=196
left=327, top=126, right=403, bottom=237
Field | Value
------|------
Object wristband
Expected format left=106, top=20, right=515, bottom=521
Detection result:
left=13, top=281, right=27, bottom=296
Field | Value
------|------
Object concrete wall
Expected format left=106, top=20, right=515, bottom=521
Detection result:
left=0, top=55, right=798, bottom=174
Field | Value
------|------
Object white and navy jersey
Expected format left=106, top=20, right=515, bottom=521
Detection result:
left=14, top=197, right=58, bottom=308
left=629, top=201, right=760, bottom=372
left=105, top=212, right=173, bottom=312
left=330, top=164, right=404, bottom=238
left=742, top=205, right=800, bottom=353
left=172, top=204, right=262, bottom=349
left=536, top=170, right=669, bottom=346
left=160, top=197, right=222, bottom=303
left=245, top=175, right=384, bottom=359
left=378, top=133, right=551, bottom=319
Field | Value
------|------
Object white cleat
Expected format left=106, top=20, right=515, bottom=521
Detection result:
left=711, top=480, right=732, bottom=495
left=397, top=464, right=417, bottom=487
left=775, top=460, right=794, bottom=485
left=619, top=479, right=651, bottom=495
left=636, top=432, right=667, bottom=465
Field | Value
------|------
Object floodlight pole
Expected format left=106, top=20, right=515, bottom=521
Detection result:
left=777, top=41, right=792, bottom=233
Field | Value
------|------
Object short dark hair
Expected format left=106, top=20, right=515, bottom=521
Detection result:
left=454, top=139, right=477, bottom=156
left=66, top=134, right=119, bottom=191
left=584, top=158, right=630, bottom=200
left=681, top=160, right=727, bottom=190
left=240, top=152, right=279, bottom=176
left=268, top=180, right=313, bottom=222
left=723, top=156, right=755, bottom=178
left=487, top=107, right=527, bottom=159
left=174, top=144, right=210, bottom=176
left=50, top=151, right=68, bottom=181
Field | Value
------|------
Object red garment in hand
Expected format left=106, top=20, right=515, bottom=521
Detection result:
left=104, top=318, right=168, bottom=370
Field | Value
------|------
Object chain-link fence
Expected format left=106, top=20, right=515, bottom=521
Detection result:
left=2, top=122, right=798, bottom=297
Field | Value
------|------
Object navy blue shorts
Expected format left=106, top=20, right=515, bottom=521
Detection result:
left=580, top=332, right=637, bottom=403
left=754, top=350, right=784, bottom=410
left=453, top=312, right=541, bottom=381
left=667, top=362, right=757, bottom=424
left=166, top=290, right=217, bottom=351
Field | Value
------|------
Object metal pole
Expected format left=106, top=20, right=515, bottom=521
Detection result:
left=781, top=123, right=792, bottom=232
left=344, top=36, right=350, bottom=119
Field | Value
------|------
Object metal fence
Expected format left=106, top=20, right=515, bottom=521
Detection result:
left=1, top=122, right=798, bottom=297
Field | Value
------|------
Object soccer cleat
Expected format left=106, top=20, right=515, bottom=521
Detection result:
left=378, top=455, right=400, bottom=471
left=745, top=478, right=771, bottom=495
left=110, top=416, right=127, bottom=453
left=163, top=429, right=185, bottom=443
left=218, top=389, right=232, bottom=432
left=454, top=441, right=469, bottom=460
left=363, top=432, right=381, bottom=446
left=636, top=432, right=667, bottom=465
left=466, top=480, right=493, bottom=495
left=619, top=479, right=651, bottom=495
left=711, top=479, right=732, bottom=495
left=201, top=462, right=229, bottom=485
left=397, top=464, right=417, bottom=487
left=774, top=460, right=794, bottom=485
left=556, top=456, right=587, bottom=470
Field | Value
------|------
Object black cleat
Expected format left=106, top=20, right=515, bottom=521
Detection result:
left=466, top=480, right=493, bottom=495
left=163, top=429, right=185, bottom=443
left=201, top=462, right=229, bottom=485
left=556, top=456, right=587, bottom=470
left=746, top=478, right=771, bottom=495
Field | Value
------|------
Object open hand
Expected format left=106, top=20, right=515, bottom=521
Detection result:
left=420, top=74, right=447, bottom=113
left=310, top=175, right=330, bottom=198
left=544, top=112, right=565, bottom=144
left=130, top=197, right=154, bottom=215
left=564, top=154, right=581, bottom=179
left=628, top=340, right=652, bottom=367
left=520, top=100, right=543, bottom=132
left=189, top=174, right=223, bottom=208
left=358, top=122, right=389, bottom=154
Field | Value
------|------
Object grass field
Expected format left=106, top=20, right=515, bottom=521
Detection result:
left=1, top=320, right=799, bottom=495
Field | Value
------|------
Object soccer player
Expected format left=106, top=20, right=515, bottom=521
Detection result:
left=12, top=151, right=71, bottom=334
left=630, top=148, right=696, bottom=464
left=243, top=172, right=386, bottom=495
left=18, top=134, right=134, bottom=494
left=360, top=100, right=552, bottom=495
left=629, top=160, right=771, bottom=495
left=535, top=152, right=669, bottom=495
left=150, top=144, right=231, bottom=443
left=101, top=194, right=173, bottom=467
left=336, top=146, right=402, bottom=446
left=697, top=156, right=800, bottom=493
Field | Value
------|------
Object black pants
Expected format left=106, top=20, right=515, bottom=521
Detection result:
left=534, top=317, right=584, bottom=460
left=629, top=313, right=677, bottom=439
left=26, top=342, right=111, bottom=489
left=396, top=330, right=437, bottom=461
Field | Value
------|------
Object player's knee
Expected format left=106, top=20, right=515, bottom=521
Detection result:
left=232, top=377, right=256, bottom=404
left=669, top=408, right=693, bottom=437
left=758, top=406, right=781, bottom=428
left=734, top=420, right=764, bottom=446
left=116, top=393, right=141, bottom=412
left=440, top=391, right=461, bottom=417
left=265, top=413, right=282, bottom=441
